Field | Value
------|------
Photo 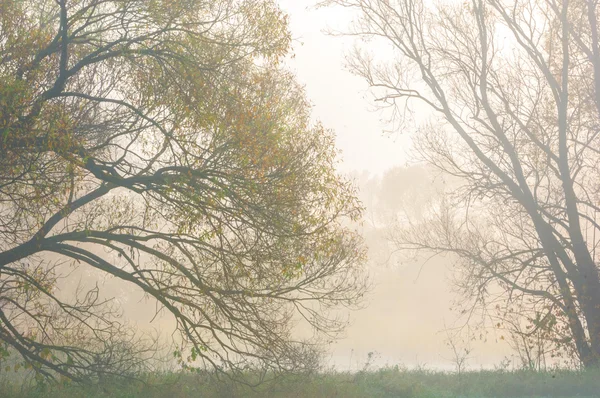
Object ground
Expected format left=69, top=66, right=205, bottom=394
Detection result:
left=2, top=367, right=598, bottom=398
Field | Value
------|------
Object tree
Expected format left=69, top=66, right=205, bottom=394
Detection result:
left=325, top=0, right=600, bottom=367
left=0, top=0, right=367, bottom=383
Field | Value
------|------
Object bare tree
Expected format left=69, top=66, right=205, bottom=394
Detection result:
left=442, top=324, right=472, bottom=377
left=0, top=0, right=368, bottom=383
left=324, top=0, right=600, bottom=367
left=503, top=313, right=562, bottom=370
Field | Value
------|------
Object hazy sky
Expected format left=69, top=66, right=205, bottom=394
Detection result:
left=275, top=1, right=514, bottom=370
left=277, top=0, right=412, bottom=176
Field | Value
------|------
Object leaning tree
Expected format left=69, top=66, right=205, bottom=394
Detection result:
left=325, top=0, right=600, bottom=367
left=0, top=0, right=367, bottom=383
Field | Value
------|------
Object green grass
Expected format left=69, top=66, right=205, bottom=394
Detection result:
left=1, top=367, right=598, bottom=398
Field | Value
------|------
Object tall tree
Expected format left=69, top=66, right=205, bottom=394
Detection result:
left=0, top=0, right=367, bottom=382
left=325, top=0, right=600, bottom=367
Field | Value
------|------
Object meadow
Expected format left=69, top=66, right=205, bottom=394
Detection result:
left=2, top=367, right=598, bottom=398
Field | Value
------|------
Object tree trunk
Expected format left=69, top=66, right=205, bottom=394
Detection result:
left=578, top=267, right=600, bottom=368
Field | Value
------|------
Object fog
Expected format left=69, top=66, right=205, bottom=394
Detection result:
left=6, top=1, right=599, bottom=391
left=268, top=1, right=511, bottom=370
left=278, top=0, right=411, bottom=176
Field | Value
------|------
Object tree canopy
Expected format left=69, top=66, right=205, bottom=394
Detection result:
left=0, top=0, right=367, bottom=382
left=327, top=0, right=600, bottom=367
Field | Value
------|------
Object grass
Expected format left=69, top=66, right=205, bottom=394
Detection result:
left=1, top=367, right=598, bottom=398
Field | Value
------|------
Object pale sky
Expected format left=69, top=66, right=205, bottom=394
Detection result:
left=275, top=0, right=513, bottom=370
left=277, top=0, right=412, bottom=176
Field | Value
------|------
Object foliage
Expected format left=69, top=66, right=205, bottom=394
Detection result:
left=0, top=0, right=367, bottom=384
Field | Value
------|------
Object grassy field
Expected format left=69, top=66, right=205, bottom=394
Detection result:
left=1, top=367, right=598, bottom=398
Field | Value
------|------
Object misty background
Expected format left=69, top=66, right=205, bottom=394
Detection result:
left=274, top=0, right=521, bottom=370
